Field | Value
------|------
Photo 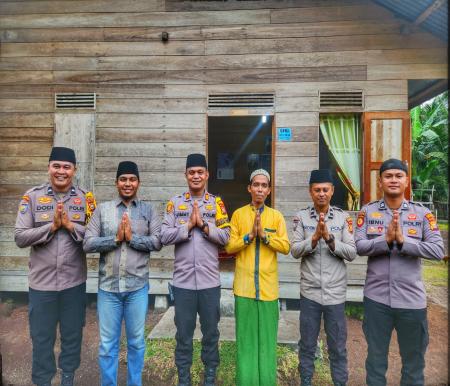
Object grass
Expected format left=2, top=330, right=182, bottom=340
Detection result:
left=422, top=260, right=448, bottom=287
left=143, top=338, right=333, bottom=385
left=438, top=221, right=448, bottom=231
left=345, top=303, right=364, bottom=321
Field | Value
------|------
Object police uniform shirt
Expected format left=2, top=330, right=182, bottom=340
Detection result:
left=291, top=206, right=357, bottom=305
left=15, top=183, right=96, bottom=291
left=161, top=191, right=230, bottom=290
left=355, top=199, right=444, bottom=309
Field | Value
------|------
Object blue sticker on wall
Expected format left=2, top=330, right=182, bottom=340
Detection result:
left=277, top=127, right=292, bottom=141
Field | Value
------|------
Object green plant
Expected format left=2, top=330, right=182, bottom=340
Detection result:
left=345, top=303, right=364, bottom=320
left=411, top=91, right=448, bottom=204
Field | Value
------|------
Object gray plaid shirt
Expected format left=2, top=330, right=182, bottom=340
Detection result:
left=83, top=198, right=162, bottom=293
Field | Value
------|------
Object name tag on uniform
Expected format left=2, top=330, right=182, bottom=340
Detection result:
left=367, top=226, right=384, bottom=235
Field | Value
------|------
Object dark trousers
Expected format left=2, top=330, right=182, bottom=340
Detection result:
left=299, top=297, right=348, bottom=384
left=28, top=283, right=86, bottom=385
left=363, top=297, right=428, bottom=386
left=173, top=286, right=220, bottom=370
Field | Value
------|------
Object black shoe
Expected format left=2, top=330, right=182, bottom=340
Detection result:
left=301, top=376, right=312, bottom=386
left=177, top=367, right=192, bottom=386
left=203, top=367, right=217, bottom=386
left=61, top=372, right=74, bottom=386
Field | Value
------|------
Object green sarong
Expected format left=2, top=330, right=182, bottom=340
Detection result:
left=235, top=295, right=279, bottom=386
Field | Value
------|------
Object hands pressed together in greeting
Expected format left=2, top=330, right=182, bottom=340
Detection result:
left=188, top=201, right=208, bottom=234
left=386, top=210, right=404, bottom=245
left=311, top=213, right=333, bottom=249
left=248, top=211, right=266, bottom=243
left=115, top=212, right=132, bottom=243
left=51, top=202, right=75, bottom=233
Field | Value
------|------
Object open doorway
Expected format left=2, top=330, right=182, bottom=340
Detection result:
left=207, top=115, right=273, bottom=216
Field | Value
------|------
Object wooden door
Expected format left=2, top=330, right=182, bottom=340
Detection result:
left=363, top=112, right=411, bottom=204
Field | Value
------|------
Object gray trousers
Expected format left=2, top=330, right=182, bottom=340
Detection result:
left=363, top=297, right=428, bottom=386
left=173, top=286, right=221, bottom=370
left=299, top=296, right=348, bottom=384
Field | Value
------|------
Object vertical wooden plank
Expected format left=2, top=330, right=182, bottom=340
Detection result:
left=363, top=111, right=411, bottom=203
left=54, top=113, right=96, bottom=191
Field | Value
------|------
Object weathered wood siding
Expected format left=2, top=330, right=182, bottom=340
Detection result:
left=0, top=0, right=447, bottom=299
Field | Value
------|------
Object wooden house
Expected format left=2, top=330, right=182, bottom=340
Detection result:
left=0, top=0, right=447, bottom=306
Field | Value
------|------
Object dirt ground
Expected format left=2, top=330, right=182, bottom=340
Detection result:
left=0, top=294, right=447, bottom=386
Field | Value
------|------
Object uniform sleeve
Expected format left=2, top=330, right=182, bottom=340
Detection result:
left=14, top=192, right=55, bottom=248
left=355, top=207, right=391, bottom=257
left=160, top=199, right=190, bottom=245
left=129, top=204, right=162, bottom=252
left=83, top=206, right=117, bottom=253
left=400, top=210, right=444, bottom=260
left=265, top=211, right=290, bottom=254
left=332, top=215, right=357, bottom=261
left=291, top=212, right=316, bottom=258
left=224, top=210, right=248, bottom=254
left=205, top=197, right=231, bottom=246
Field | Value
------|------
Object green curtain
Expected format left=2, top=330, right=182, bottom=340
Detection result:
left=319, top=115, right=361, bottom=210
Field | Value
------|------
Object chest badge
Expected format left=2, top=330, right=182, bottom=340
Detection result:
left=73, top=197, right=82, bottom=205
left=38, top=196, right=52, bottom=204
left=178, top=204, right=188, bottom=210
left=72, top=214, right=81, bottom=220
left=40, top=213, right=50, bottom=221
left=408, top=228, right=417, bottom=235
left=205, top=204, right=213, bottom=211
left=408, top=214, right=417, bottom=220
left=371, top=212, right=382, bottom=219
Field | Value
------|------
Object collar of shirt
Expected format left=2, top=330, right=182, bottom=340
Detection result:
left=114, top=197, right=139, bottom=208
left=250, top=203, right=265, bottom=214
left=46, top=184, right=76, bottom=199
left=309, top=206, right=334, bottom=220
left=378, top=198, right=409, bottom=212
left=183, top=191, right=210, bottom=203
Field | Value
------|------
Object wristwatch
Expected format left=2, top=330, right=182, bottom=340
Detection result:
left=200, top=220, right=209, bottom=231
left=325, top=234, right=335, bottom=244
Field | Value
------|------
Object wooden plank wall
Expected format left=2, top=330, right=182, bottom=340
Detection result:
left=0, top=0, right=447, bottom=298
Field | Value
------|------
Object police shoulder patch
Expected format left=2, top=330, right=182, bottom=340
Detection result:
left=346, top=216, right=353, bottom=234
left=357, top=210, right=366, bottom=228
left=424, top=212, right=439, bottom=231
left=166, top=200, right=174, bottom=214
left=84, top=191, right=97, bottom=224
left=216, top=196, right=227, bottom=215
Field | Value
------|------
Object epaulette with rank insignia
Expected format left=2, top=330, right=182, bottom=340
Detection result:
left=409, top=200, right=425, bottom=207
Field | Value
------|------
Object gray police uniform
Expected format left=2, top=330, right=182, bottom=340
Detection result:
left=15, top=183, right=95, bottom=386
left=161, top=191, right=230, bottom=372
left=291, top=205, right=356, bottom=385
left=355, top=199, right=444, bottom=386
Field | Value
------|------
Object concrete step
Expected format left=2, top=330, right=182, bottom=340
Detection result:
left=148, top=306, right=300, bottom=345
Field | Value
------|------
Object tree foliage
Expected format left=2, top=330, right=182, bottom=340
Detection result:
left=411, top=91, right=448, bottom=203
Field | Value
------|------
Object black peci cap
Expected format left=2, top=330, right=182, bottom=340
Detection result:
left=116, top=161, right=140, bottom=180
left=186, top=153, right=207, bottom=170
left=379, top=158, right=408, bottom=175
left=49, top=146, right=76, bottom=165
left=309, top=169, right=333, bottom=184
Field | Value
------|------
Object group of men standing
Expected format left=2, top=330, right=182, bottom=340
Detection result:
left=14, top=146, right=444, bottom=386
